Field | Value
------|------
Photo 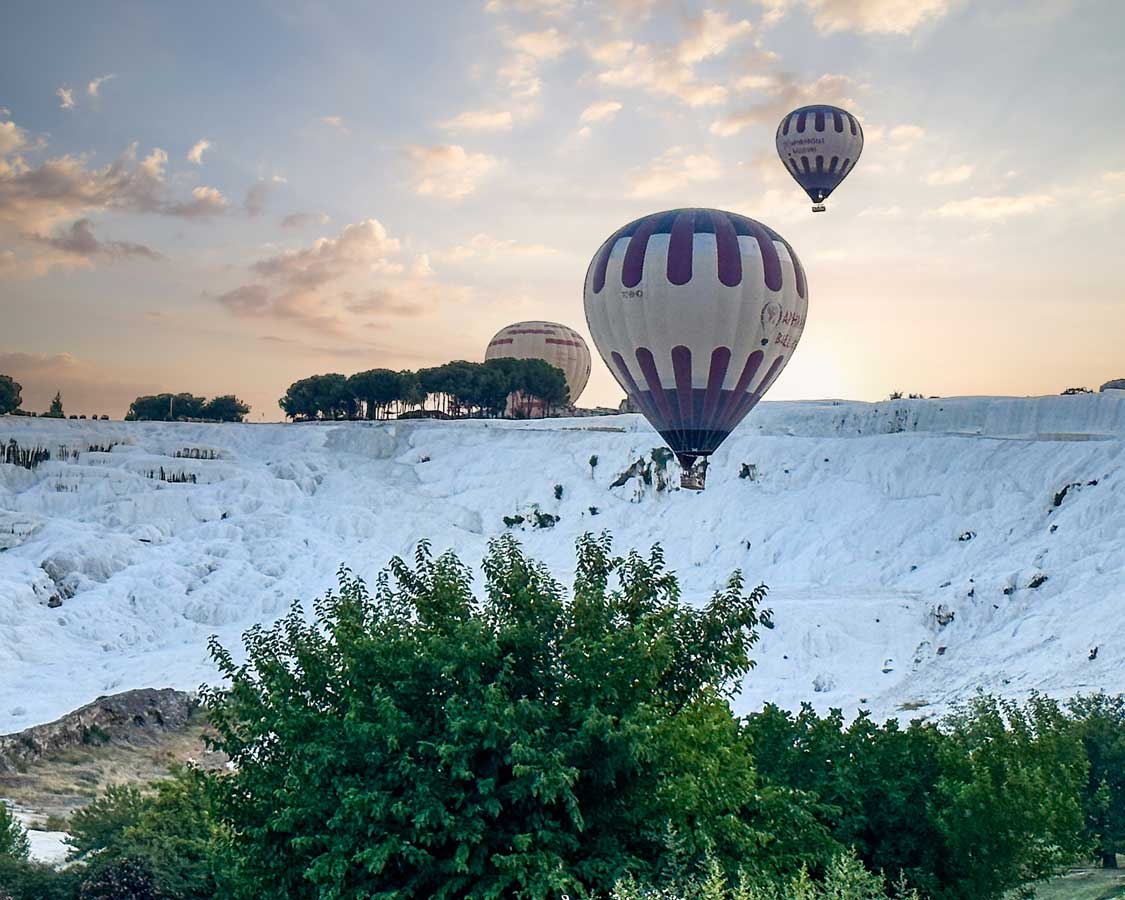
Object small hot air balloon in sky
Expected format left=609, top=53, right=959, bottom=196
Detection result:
left=776, top=104, right=863, bottom=212
left=583, top=208, right=807, bottom=490
left=485, top=320, right=592, bottom=406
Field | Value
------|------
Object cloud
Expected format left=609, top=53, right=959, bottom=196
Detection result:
left=186, top=139, right=211, bottom=165
left=439, top=109, right=514, bottom=132
left=509, top=27, right=573, bottom=59
left=628, top=147, right=722, bottom=198
left=0, top=120, right=28, bottom=157
left=443, top=233, right=558, bottom=260
left=319, top=116, right=351, bottom=135
left=858, top=204, right=904, bottom=218
left=166, top=185, right=229, bottom=217
left=710, top=73, right=855, bottom=137
left=926, top=164, right=974, bottom=186
left=590, top=10, right=753, bottom=107
left=280, top=211, right=331, bottom=229
left=56, top=87, right=76, bottom=110
left=34, top=218, right=161, bottom=262
left=215, top=218, right=446, bottom=332
left=579, top=100, right=623, bottom=124
left=931, top=194, right=1055, bottom=220
left=755, top=0, right=952, bottom=34
left=87, top=74, right=116, bottom=97
left=244, top=175, right=286, bottom=217
left=496, top=28, right=574, bottom=99
left=406, top=144, right=498, bottom=199
left=485, top=0, right=574, bottom=13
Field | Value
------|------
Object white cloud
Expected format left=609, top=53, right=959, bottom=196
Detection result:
left=439, top=109, right=514, bottom=132
left=508, top=27, right=572, bottom=59
left=406, top=144, right=498, bottom=199
left=858, top=204, right=904, bottom=218
left=932, top=194, right=1055, bottom=220
left=320, top=116, right=351, bottom=135
left=244, top=175, right=286, bottom=217
left=87, top=74, right=116, bottom=97
left=215, top=218, right=456, bottom=332
left=444, top=233, right=558, bottom=260
left=56, top=87, right=76, bottom=110
left=186, top=139, right=211, bottom=165
left=628, top=148, right=722, bottom=198
left=710, top=73, right=855, bottom=137
left=591, top=10, right=753, bottom=108
left=926, top=164, right=974, bottom=186
left=755, top=0, right=952, bottom=34
left=280, top=211, right=331, bottom=229
left=0, top=120, right=28, bottom=157
left=579, top=100, right=622, bottom=124
left=166, top=185, right=229, bottom=218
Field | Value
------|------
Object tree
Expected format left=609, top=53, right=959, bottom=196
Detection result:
left=201, top=533, right=799, bottom=900
left=78, top=858, right=158, bottom=900
left=398, top=370, right=427, bottom=413
left=68, top=768, right=224, bottom=900
left=1068, top=693, right=1125, bottom=867
left=279, top=374, right=354, bottom=420
left=203, top=395, right=251, bottom=422
left=0, top=375, right=21, bottom=415
left=347, top=369, right=401, bottom=420
left=45, top=391, right=64, bottom=418
left=126, top=393, right=208, bottom=421
left=0, top=802, right=29, bottom=861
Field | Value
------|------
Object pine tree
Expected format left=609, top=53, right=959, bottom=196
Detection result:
left=47, top=391, right=64, bottom=418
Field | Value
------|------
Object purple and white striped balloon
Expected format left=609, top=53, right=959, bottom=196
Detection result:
left=583, top=208, right=807, bottom=480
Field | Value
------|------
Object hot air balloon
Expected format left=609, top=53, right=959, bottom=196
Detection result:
left=484, top=321, right=592, bottom=411
left=583, top=208, right=807, bottom=490
left=776, top=104, right=863, bottom=212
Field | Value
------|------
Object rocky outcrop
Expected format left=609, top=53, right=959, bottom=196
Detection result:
left=0, top=688, right=196, bottom=773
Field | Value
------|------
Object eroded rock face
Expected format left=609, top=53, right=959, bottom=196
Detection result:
left=0, top=688, right=195, bottom=773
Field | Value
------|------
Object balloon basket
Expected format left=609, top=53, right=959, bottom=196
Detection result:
left=680, top=470, right=707, bottom=491
left=811, top=204, right=826, bottom=213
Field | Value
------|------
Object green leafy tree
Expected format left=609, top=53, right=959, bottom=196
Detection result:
left=45, top=391, right=64, bottom=418
left=126, top=393, right=208, bottom=421
left=1067, top=693, right=1125, bottom=867
left=279, top=374, right=354, bottom=420
left=0, top=375, right=21, bottom=415
left=202, top=395, right=251, bottom=422
left=68, top=768, right=224, bottom=900
left=0, top=803, right=29, bottom=861
left=201, top=533, right=798, bottom=900
left=398, top=370, right=427, bottom=412
left=0, top=857, right=80, bottom=900
left=347, top=369, right=402, bottom=420
left=79, top=857, right=157, bottom=900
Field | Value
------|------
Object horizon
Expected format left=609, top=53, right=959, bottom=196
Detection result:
left=3, top=1, right=1124, bottom=421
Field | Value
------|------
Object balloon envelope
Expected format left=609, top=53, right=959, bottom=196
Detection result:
left=776, top=104, right=863, bottom=208
left=484, top=320, right=592, bottom=405
left=583, top=208, right=807, bottom=474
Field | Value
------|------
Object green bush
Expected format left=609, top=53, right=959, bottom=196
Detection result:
left=0, top=804, right=29, bottom=861
left=79, top=857, right=157, bottom=900
left=201, top=533, right=798, bottom=900
left=0, top=856, right=81, bottom=900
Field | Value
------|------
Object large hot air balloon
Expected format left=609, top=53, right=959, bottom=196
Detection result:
left=776, top=104, right=863, bottom=212
left=583, top=208, right=807, bottom=489
left=484, top=320, right=592, bottom=407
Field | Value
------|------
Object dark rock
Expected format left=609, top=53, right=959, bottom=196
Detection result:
left=0, top=688, right=196, bottom=774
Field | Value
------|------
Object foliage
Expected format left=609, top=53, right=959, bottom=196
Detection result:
left=68, top=768, right=224, bottom=900
left=0, top=857, right=81, bottom=900
left=745, top=695, right=1088, bottom=900
left=282, top=358, right=567, bottom=421
left=612, top=851, right=918, bottom=900
left=201, top=395, right=250, bottom=422
left=201, top=533, right=789, bottom=900
left=0, top=375, right=21, bottom=415
left=126, top=392, right=247, bottom=422
left=0, top=804, right=29, bottom=861
left=46, top=391, right=65, bottom=418
left=78, top=857, right=157, bottom=900
left=1067, top=693, right=1125, bottom=867
left=1061, top=387, right=1092, bottom=395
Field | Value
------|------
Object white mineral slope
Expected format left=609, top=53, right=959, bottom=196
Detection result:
left=1, top=393, right=1123, bottom=733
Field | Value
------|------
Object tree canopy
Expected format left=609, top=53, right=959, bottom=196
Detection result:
left=0, top=375, right=21, bottom=415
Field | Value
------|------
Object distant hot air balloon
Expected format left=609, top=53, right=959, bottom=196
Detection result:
left=776, top=104, right=863, bottom=212
left=484, top=321, right=592, bottom=408
left=583, top=208, right=807, bottom=489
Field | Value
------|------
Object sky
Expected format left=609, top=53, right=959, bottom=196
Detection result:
left=1, top=0, right=1123, bottom=420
